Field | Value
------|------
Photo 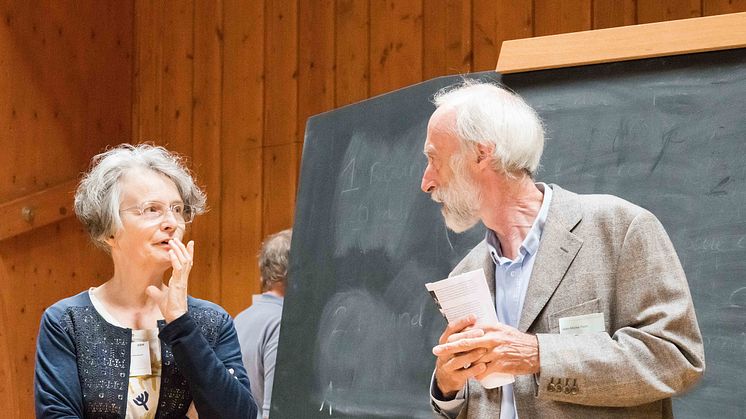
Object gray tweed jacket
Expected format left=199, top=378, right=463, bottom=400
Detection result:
left=434, top=184, right=704, bottom=419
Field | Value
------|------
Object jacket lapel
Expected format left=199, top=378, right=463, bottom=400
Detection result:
left=518, top=185, right=583, bottom=332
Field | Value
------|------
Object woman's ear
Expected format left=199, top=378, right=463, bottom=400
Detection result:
left=104, top=232, right=118, bottom=249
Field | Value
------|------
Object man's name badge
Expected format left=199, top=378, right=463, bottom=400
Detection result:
left=558, top=312, right=606, bottom=335
left=130, top=341, right=152, bottom=376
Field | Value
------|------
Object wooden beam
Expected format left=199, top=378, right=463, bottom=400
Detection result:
left=497, top=12, right=746, bottom=73
left=0, top=179, right=78, bottom=242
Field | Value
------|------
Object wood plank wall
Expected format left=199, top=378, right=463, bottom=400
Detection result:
left=2, top=0, right=745, bottom=415
left=0, top=1, right=132, bottom=415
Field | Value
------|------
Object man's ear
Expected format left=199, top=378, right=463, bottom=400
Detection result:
left=475, top=143, right=493, bottom=166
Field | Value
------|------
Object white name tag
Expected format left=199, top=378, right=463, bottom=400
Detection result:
left=558, top=312, right=606, bottom=335
left=130, top=341, right=152, bottom=376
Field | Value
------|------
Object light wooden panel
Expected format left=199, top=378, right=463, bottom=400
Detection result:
left=220, top=147, right=263, bottom=315
left=262, top=143, right=301, bottom=238
left=191, top=0, right=223, bottom=303
left=264, top=0, right=298, bottom=146
left=0, top=258, right=19, bottom=417
left=221, top=0, right=265, bottom=313
left=497, top=12, right=746, bottom=73
left=299, top=0, right=335, bottom=139
left=423, top=0, right=472, bottom=79
left=335, top=0, right=370, bottom=107
left=370, top=0, right=424, bottom=96
left=132, top=0, right=163, bottom=141
left=160, top=0, right=194, bottom=157
left=0, top=179, right=77, bottom=242
left=1, top=0, right=132, bottom=413
left=472, top=0, right=533, bottom=71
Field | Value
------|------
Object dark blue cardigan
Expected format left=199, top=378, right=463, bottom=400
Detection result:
left=34, top=291, right=257, bottom=418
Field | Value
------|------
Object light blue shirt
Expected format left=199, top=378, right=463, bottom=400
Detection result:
left=486, top=183, right=551, bottom=419
left=431, top=183, right=552, bottom=419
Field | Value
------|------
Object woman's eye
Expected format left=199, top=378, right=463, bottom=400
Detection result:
left=143, top=205, right=161, bottom=214
left=172, top=205, right=184, bottom=214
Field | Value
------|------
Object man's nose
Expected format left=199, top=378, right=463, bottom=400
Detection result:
left=421, top=165, right=436, bottom=193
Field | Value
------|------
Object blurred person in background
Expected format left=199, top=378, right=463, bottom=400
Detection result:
left=234, top=229, right=292, bottom=419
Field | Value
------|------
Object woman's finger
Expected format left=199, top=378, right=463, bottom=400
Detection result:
left=169, top=250, right=184, bottom=274
left=186, top=240, right=195, bottom=259
left=169, top=239, right=188, bottom=263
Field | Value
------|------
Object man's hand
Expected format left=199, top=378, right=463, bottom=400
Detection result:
left=433, top=321, right=540, bottom=381
left=433, top=315, right=489, bottom=398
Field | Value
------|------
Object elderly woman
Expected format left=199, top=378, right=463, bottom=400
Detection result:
left=34, top=144, right=257, bottom=418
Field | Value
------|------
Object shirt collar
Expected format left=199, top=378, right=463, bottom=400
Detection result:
left=485, top=183, right=553, bottom=266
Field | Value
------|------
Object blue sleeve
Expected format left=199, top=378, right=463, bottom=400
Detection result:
left=160, top=311, right=257, bottom=419
left=34, top=308, right=84, bottom=418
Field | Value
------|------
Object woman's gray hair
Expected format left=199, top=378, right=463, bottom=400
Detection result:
left=432, top=80, right=545, bottom=177
left=74, top=143, right=207, bottom=252
left=259, top=229, right=292, bottom=292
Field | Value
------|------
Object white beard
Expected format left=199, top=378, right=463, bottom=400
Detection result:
left=431, top=154, right=481, bottom=233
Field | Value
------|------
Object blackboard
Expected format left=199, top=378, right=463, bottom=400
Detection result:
left=272, top=48, right=746, bottom=418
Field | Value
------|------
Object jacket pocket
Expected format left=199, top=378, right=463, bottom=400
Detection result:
left=548, top=298, right=602, bottom=334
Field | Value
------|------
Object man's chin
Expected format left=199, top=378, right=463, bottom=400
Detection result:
left=442, top=212, right=479, bottom=233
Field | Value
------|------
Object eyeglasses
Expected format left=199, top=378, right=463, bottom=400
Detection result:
left=119, top=201, right=195, bottom=224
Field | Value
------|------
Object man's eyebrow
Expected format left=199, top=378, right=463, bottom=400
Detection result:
left=423, top=144, right=435, bottom=157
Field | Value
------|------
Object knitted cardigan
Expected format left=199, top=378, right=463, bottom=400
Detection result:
left=35, top=291, right=257, bottom=418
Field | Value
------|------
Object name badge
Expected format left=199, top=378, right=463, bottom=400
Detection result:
left=130, top=341, right=152, bottom=376
left=558, top=312, right=605, bottom=335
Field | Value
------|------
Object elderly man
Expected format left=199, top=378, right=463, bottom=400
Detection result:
left=234, top=229, right=292, bottom=419
left=423, top=81, right=704, bottom=418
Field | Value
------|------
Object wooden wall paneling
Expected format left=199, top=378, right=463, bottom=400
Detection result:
left=220, top=146, right=263, bottom=315
left=534, top=0, right=592, bottom=36
left=593, top=0, right=637, bottom=28
left=264, top=0, right=298, bottom=147
left=159, top=0, right=195, bottom=156
left=262, top=144, right=300, bottom=242
left=472, top=0, right=533, bottom=71
left=0, top=179, right=77, bottom=242
left=299, top=0, right=336, bottom=137
left=82, top=1, right=134, bottom=151
left=132, top=0, right=164, bottom=141
left=1, top=2, right=132, bottom=412
left=190, top=0, right=223, bottom=303
left=369, top=0, right=424, bottom=96
left=2, top=219, right=113, bottom=413
left=703, top=0, right=746, bottom=15
left=0, top=258, right=20, bottom=417
left=423, top=0, right=473, bottom=79
left=637, top=0, right=702, bottom=23
left=220, top=0, right=267, bottom=313
left=335, top=0, right=370, bottom=107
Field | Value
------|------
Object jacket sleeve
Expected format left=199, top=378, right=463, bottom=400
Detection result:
left=160, top=311, right=258, bottom=419
left=34, top=308, right=85, bottom=418
left=536, top=210, right=705, bottom=406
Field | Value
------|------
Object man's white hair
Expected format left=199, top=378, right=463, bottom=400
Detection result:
left=432, top=80, right=545, bottom=177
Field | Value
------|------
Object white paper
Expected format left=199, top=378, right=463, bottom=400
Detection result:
left=426, top=268, right=515, bottom=388
left=559, top=312, right=606, bottom=335
left=130, top=341, right=152, bottom=376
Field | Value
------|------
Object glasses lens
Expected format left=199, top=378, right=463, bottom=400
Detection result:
left=182, top=205, right=194, bottom=223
